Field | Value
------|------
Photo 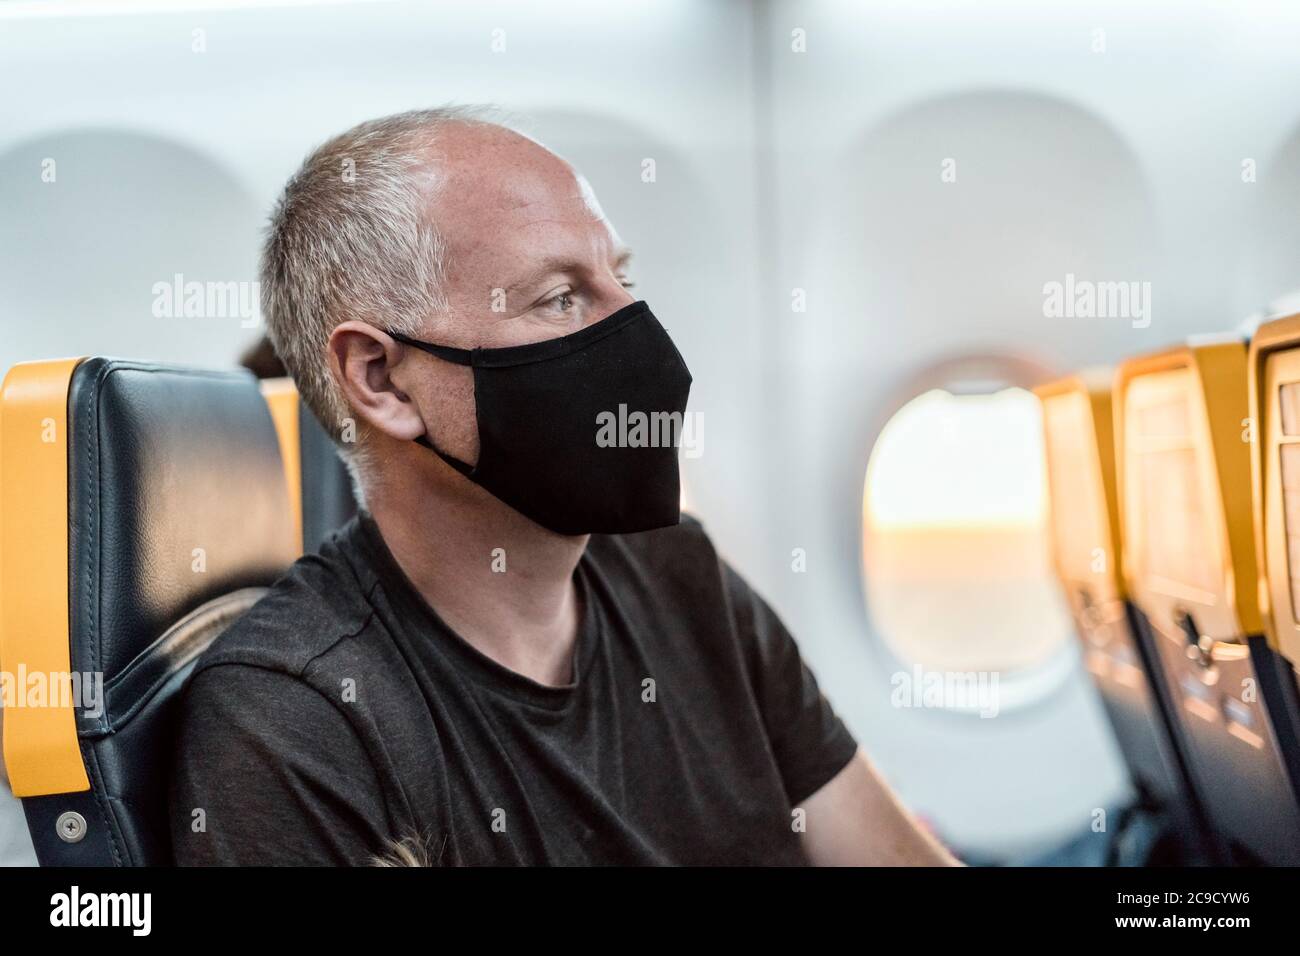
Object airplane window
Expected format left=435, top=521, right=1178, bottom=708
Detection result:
left=862, top=386, right=1073, bottom=678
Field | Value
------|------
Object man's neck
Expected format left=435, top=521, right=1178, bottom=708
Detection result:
left=366, top=470, right=589, bottom=688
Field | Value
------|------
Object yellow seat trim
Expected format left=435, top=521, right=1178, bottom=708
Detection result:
left=1, top=358, right=90, bottom=797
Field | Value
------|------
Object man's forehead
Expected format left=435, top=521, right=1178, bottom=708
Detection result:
left=427, top=132, right=623, bottom=259
left=437, top=155, right=602, bottom=222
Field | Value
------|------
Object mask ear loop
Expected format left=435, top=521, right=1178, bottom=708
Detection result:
left=413, top=434, right=476, bottom=477
left=387, top=330, right=475, bottom=366
left=386, top=329, right=478, bottom=477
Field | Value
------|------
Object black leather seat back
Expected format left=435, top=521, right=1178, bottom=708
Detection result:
left=298, top=396, right=357, bottom=553
left=21, top=359, right=297, bottom=866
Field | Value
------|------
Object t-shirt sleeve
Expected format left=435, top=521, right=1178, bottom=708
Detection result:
left=723, top=560, right=859, bottom=806
left=169, top=663, right=391, bottom=866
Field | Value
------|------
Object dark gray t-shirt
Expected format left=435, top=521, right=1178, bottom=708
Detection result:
left=169, top=512, right=857, bottom=865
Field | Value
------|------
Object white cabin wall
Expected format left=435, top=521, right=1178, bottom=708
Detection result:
left=758, top=0, right=1300, bottom=856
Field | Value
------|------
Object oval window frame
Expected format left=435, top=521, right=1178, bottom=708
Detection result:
left=859, top=353, right=1079, bottom=716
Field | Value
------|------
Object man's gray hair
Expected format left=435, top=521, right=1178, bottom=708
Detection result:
left=259, top=105, right=503, bottom=478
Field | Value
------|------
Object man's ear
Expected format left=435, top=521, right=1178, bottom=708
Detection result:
left=328, top=320, right=427, bottom=443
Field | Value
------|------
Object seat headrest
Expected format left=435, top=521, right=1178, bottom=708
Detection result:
left=66, top=359, right=297, bottom=734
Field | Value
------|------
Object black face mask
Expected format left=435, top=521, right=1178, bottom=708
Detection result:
left=388, top=300, right=693, bottom=536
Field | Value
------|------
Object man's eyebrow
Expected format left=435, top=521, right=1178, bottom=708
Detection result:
left=503, top=257, right=576, bottom=295
left=504, top=250, right=635, bottom=294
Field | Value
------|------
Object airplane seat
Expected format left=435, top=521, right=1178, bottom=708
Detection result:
left=256, top=377, right=358, bottom=554
left=298, top=395, right=358, bottom=553
left=1116, top=340, right=1300, bottom=865
left=1035, top=371, right=1216, bottom=863
left=1247, top=313, right=1300, bottom=808
left=1, top=357, right=298, bottom=865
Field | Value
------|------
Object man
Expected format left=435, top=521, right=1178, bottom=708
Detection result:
left=169, top=107, right=957, bottom=866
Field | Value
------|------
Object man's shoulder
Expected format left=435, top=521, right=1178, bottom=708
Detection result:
left=193, top=529, right=380, bottom=681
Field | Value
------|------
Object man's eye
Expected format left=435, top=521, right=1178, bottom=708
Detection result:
left=539, top=291, right=574, bottom=312
left=619, top=279, right=636, bottom=290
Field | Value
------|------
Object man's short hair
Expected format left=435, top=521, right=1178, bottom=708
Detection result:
left=259, top=105, right=501, bottom=465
